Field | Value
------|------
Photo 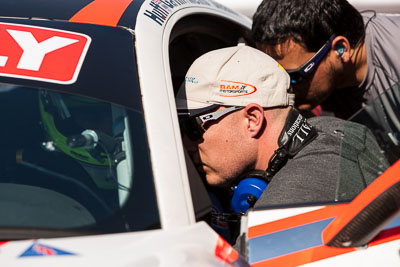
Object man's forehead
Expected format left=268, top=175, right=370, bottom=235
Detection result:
left=256, top=40, right=312, bottom=70
left=256, top=39, right=307, bottom=60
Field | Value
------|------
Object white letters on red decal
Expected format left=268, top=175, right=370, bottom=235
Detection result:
left=7, top=30, right=78, bottom=71
left=0, top=23, right=91, bottom=84
left=0, top=56, right=7, bottom=67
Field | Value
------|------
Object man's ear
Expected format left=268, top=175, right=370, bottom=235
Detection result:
left=243, top=103, right=265, bottom=138
left=331, top=36, right=351, bottom=62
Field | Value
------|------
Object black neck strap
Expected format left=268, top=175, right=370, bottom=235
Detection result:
left=236, top=109, right=318, bottom=184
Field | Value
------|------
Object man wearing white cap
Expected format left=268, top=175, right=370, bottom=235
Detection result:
left=176, top=45, right=388, bottom=213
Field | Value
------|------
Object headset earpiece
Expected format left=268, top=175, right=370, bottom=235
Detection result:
left=336, top=44, right=345, bottom=57
left=231, top=178, right=268, bottom=213
left=230, top=170, right=270, bottom=213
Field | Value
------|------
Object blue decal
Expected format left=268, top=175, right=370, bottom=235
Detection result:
left=249, top=218, right=335, bottom=264
left=185, top=76, right=199, bottom=84
left=19, top=242, right=75, bottom=257
left=384, top=215, right=400, bottom=230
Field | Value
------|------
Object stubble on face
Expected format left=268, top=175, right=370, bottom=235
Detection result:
left=295, top=59, right=338, bottom=110
left=198, top=111, right=256, bottom=187
left=257, top=41, right=338, bottom=111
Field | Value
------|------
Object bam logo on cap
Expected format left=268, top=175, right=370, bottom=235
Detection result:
left=219, top=80, right=257, bottom=97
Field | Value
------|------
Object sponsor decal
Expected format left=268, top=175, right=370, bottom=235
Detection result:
left=69, top=0, right=133, bottom=27
left=0, top=23, right=91, bottom=84
left=19, top=242, right=76, bottom=257
left=219, top=80, right=257, bottom=97
left=286, top=114, right=313, bottom=143
left=185, top=76, right=199, bottom=84
left=143, top=0, right=213, bottom=26
left=248, top=218, right=334, bottom=264
left=214, top=236, right=239, bottom=264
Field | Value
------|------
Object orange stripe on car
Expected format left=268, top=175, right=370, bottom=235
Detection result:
left=251, top=229, right=400, bottom=267
left=322, top=160, right=400, bottom=243
left=69, top=0, right=133, bottom=27
left=248, top=205, right=345, bottom=239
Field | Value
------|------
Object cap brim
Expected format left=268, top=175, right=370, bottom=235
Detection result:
left=176, top=98, right=219, bottom=117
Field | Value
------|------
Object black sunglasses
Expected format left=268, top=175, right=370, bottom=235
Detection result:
left=179, top=106, right=244, bottom=141
left=287, top=35, right=336, bottom=84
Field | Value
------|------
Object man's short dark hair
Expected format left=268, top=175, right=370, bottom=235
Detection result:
left=252, top=0, right=365, bottom=51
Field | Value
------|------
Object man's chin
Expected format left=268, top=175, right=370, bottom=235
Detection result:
left=205, top=175, right=229, bottom=187
left=296, top=102, right=317, bottom=110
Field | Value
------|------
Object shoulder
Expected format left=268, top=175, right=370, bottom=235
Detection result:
left=307, top=116, right=349, bottom=145
left=371, top=13, right=400, bottom=26
left=307, top=116, right=379, bottom=153
left=256, top=144, right=340, bottom=206
left=255, top=117, right=344, bottom=206
left=364, top=13, right=400, bottom=52
left=308, top=116, right=346, bottom=131
left=308, top=116, right=371, bottom=136
left=363, top=13, right=400, bottom=30
left=362, top=13, right=400, bottom=98
left=255, top=117, right=387, bottom=206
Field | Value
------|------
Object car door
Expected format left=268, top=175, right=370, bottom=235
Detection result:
left=135, top=1, right=252, bottom=229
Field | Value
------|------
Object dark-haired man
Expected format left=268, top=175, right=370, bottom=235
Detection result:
left=252, top=0, right=400, bottom=160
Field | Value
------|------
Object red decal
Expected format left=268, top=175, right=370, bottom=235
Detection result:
left=371, top=226, right=400, bottom=246
left=215, top=236, right=239, bottom=264
left=33, top=244, right=56, bottom=256
left=0, top=23, right=91, bottom=84
left=69, top=0, right=133, bottom=27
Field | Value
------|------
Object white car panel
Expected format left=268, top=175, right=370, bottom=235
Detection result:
left=302, top=239, right=400, bottom=266
left=135, top=0, right=251, bottom=229
left=0, top=222, right=226, bottom=267
left=247, top=206, right=325, bottom=227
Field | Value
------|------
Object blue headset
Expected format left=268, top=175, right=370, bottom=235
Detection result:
left=336, top=44, right=345, bottom=57
left=230, top=171, right=271, bottom=213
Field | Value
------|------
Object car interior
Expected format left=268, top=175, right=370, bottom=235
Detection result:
left=168, top=14, right=254, bottom=243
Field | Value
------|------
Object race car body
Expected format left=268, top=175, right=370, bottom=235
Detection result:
left=1, top=222, right=246, bottom=266
left=0, top=0, right=399, bottom=266
left=241, top=161, right=400, bottom=266
left=0, top=0, right=251, bottom=265
left=214, top=0, right=400, bottom=18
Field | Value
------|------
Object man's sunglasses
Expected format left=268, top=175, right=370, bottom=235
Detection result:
left=287, top=35, right=336, bottom=84
left=179, top=106, right=244, bottom=141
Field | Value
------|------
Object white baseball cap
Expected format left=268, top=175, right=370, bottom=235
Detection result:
left=176, top=44, right=294, bottom=116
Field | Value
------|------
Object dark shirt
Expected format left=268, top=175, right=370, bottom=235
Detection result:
left=255, top=116, right=389, bottom=207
